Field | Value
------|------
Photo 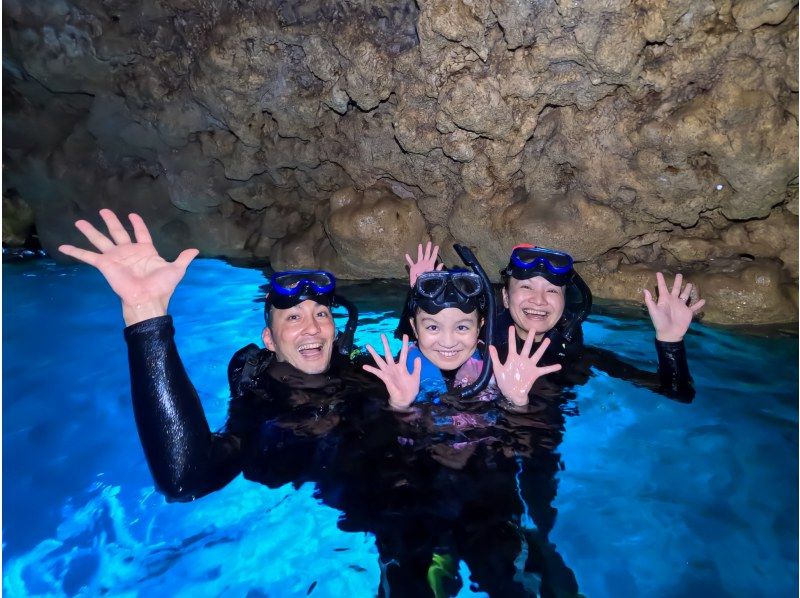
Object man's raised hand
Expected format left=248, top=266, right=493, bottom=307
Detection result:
left=58, top=209, right=198, bottom=325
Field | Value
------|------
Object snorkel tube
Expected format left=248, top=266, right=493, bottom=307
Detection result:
left=333, top=294, right=358, bottom=356
left=564, top=272, right=592, bottom=340
left=452, top=244, right=495, bottom=400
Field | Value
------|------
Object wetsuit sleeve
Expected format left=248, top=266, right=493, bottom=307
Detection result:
left=124, top=316, right=242, bottom=502
left=653, top=339, right=694, bottom=402
left=582, top=339, right=695, bottom=403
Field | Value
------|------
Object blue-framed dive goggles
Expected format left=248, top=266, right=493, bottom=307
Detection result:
left=267, top=270, right=337, bottom=309
left=503, top=244, right=575, bottom=286
left=264, top=269, right=358, bottom=355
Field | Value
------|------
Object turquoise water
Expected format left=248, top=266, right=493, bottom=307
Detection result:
left=3, top=258, right=797, bottom=596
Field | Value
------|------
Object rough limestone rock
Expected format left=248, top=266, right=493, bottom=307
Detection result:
left=578, top=258, right=797, bottom=326
left=3, top=0, right=797, bottom=324
left=2, top=195, right=35, bottom=246
left=323, top=184, right=429, bottom=279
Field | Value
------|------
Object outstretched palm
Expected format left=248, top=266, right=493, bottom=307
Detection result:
left=489, top=326, right=563, bottom=406
left=59, top=209, right=198, bottom=324
left=644, top=272, right=706, bottom=343
left=405, top=241, right=444, bottom=287
left=363, top=334, right=422, bottom=410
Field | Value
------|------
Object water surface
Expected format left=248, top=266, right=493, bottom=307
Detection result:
left=3, top=259, right=797, bottom=596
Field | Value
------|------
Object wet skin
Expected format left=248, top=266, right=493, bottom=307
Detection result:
left=502, top=277, right=565, bottom=342
left=409, top=307, right=481, bottom=371
left=262, top=300, right=335, bottom=375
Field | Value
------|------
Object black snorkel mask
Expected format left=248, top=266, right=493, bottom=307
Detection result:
left=501, top=245, right=592, bottom=344
left=265, top=270, right=359, bottom=356
left=409, top=270, right=484, bottom=314
left=396, top=245, right=496, bottom=400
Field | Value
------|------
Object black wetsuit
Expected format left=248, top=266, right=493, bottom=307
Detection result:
left=479, top=308, right=698, bottom=597
left=124, top=315, right=579, bottom=596
left=124, top=315, right=388, bottom=501
left=494, top=308, right=696, bottom=403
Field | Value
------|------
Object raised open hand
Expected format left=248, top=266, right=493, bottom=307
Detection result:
left=488, top=326, right=563, bottom=406
left=405, top=241, right=444, bottom=287
left=363, top=334, right=422, bottom=410
left=644, top=272, right=706, bottom=343
left=58, top=209, right=199, bottom=325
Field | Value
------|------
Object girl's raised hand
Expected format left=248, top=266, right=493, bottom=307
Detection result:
left=363, top=334, right=422, bottom=410
left=405, top=241, right=444, bottom=287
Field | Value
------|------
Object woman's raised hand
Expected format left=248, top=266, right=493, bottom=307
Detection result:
left=489, top=326, right=563, bottom=406
left=363, top=334, right=422, bottom=410
left=644, top=272, right=706, bottom=343
left=405, top=241, right=444, bottom=287
left=58, top=209, right=199, bottom=325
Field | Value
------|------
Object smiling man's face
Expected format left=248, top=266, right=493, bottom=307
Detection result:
left=262, top=300, right=335, bottom=374
left=503, top=276, right=566, bottom=342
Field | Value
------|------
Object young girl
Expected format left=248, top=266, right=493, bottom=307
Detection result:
left=363, top=244, right=561, bottom=410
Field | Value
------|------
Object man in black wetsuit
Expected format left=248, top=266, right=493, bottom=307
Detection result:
left=58, top=208, right=382, bottom=501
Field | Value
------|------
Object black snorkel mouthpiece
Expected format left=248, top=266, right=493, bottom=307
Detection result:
left=452, top=244, right=495, bottom=400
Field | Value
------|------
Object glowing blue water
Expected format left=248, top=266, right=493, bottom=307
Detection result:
left=3, top=259, right=797, bottom=596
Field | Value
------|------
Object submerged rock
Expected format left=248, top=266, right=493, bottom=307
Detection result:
left=3, top=0, right=797, bottom=323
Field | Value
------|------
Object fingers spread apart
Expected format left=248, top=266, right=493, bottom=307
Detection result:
left=129, top=213, right=153, bottom=244
left=670, top=272, right=683, bottom=296
left=99, top=209, right=132, bottom=245
left=74, top=219, right=115, bottom=252
left=689, top=299, right=706, bottom=313
left=58, top=245, right=100, bottom=266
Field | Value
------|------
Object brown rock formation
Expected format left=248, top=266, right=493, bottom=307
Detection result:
left=3, top=0, right=797, bottom=324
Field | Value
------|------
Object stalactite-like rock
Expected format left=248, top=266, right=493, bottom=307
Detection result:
left=3, top=0, right=797, bottom=323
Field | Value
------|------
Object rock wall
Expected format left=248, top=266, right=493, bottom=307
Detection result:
left=4, top=0, right=798, bottom=324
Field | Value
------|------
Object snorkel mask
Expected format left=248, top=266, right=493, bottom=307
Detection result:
left=396, top=245, right=495, bottom=400
left=503, top=245, right=575, bottom=286
left=409, top=270, right=485, bottom=315
left=265, top=270, right=359, bottom=356
left=501, top=244, right=592, bottom=343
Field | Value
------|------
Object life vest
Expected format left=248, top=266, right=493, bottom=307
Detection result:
left=405, top=344, right=483, bottom=399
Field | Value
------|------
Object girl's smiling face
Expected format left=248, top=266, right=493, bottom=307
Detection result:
left=410, top=307, right=481, bottom=371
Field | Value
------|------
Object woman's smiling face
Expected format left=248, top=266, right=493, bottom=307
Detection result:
left=410, top=307, right=481, bottom=371
left=503, top=276, right=566, bottom=341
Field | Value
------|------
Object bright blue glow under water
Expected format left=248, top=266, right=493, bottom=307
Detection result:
left=3, top=259, right=797, bottom=597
